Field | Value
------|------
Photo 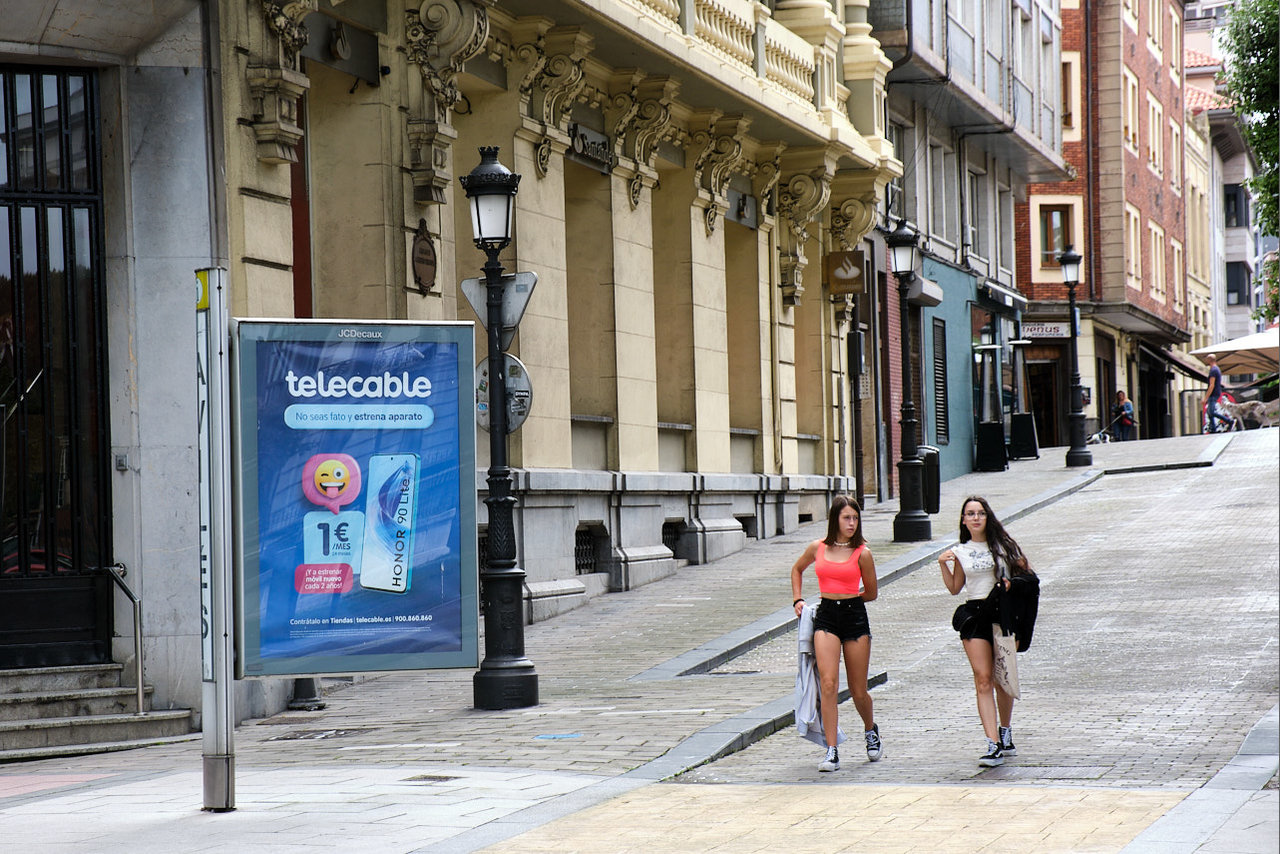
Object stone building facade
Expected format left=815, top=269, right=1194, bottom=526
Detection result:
left=1, top=0, right=901, bottom=723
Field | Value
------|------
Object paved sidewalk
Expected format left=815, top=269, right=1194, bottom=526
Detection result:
left=0, top=432, right=1275, bottom=853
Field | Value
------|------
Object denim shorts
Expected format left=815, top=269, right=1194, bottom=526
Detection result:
left=813, top=596, right=871, bottom=642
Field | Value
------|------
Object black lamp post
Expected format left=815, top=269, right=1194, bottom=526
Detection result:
left=1059, top=244, right=1092, bottom=467
left=886, top=220, right=931, bottom=542
left=460, top=146, right=538, bottom=710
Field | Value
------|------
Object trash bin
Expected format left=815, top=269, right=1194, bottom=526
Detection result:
left=918, top=445, right=940, bottom=515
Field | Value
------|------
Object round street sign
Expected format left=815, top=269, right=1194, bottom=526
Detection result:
left=475, top=353, right=533, bottom=433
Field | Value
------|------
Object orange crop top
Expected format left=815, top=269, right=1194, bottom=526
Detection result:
left=814, top=543, right=864, bottom=595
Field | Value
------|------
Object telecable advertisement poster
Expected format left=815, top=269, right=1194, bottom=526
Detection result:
left=235, top=321, right=478, bottom=676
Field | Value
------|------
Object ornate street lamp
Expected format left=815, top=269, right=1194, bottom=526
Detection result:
left=460, top=147, right=538, bottom=709
left=1059, top=244, right=1092, bottom=467
left=885, top=220, right=931, bottom=542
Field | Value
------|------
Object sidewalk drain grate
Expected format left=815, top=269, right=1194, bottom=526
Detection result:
left=266, top=728, right=377, bottom=741
left=403, top=775, right=461, bottom=783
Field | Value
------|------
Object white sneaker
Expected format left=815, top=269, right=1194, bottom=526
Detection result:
left=999, top=726, right=1016, bottom=756
left=865, top=724, right=883, bottom=761
left=978, top=739, right=1004, bottom=767
left=818, top=746, right=840, bottom=772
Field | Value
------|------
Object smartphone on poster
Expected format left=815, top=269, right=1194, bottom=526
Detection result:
left=359, top=453, right=420, bottom=593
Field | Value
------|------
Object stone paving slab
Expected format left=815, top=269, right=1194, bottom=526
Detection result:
left=471, top=783, right=1187, bottom=854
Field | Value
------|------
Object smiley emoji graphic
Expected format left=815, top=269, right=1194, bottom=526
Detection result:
left=301, top=453, right=362, bottom=514
left=314, top=458, right=351, bottom=499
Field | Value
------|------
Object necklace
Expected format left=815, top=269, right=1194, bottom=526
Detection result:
left=833, top=540, right=851, bottom=547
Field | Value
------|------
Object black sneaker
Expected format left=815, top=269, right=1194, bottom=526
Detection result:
left=818, top=746, right=840, bottom=772
left=979, top=740, right=1004, bottom=767
left=865, top=724, right=883, bottom=761
left=999, top=726, right=1016, bottom=756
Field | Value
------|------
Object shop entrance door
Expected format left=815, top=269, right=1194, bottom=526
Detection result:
left=1027, top=361, right=1061, bottom=446
left=0, top=66, right=113, bottom=668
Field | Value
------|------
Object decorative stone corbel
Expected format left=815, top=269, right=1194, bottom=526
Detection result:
left=609, top=75, right=680, bottom=209
left=777, top=167, right=832, bottom=304
left=750, top=145, right=786, bottom=223
left=691, top=114, right=751, bottom=235
left=830, top=167, right=891, bottom=249
left=517, top=28, right=594, bottom=138
left=247, top=0, right=316, bottom=164
left=404, top=0, right=492, bottom=204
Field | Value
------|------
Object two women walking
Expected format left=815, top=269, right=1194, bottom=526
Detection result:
left=792, top=493, right=1038, bottom=771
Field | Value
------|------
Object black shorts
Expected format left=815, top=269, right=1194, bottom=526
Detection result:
left=953, top=599, right=996, bottom=643
left=813, top=597, right=871, bottom=642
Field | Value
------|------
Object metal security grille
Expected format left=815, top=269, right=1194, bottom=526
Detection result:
left=932, top=317, right=949, bottom=444
left=1, top=66, right=110, bottom=579
left=661, top=521, right=682, bottom=553
left=573, top=528, right=595, bottom=575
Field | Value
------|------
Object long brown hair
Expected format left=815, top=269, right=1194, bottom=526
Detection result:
left=957, top=495, right=1033, bottom=576
left=823, top=495, right=865, bottom=549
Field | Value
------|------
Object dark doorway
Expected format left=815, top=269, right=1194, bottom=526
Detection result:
left=1026, top=361, right=1061, bottom=446
left=0, top=66, right=113, bottom=668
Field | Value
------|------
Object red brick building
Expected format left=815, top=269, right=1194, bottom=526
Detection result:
left=1018, top=0, right=1191, bottom=441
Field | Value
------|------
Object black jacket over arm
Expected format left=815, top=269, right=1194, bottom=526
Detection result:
left=991, top=574, right=1040, bottom=652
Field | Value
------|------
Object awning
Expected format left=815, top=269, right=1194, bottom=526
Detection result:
left=1190, top=327, right=1280, bottom=374
left=1162, top=348, right=1208, bottom=381
left=1141, top=343, right=1208, bottom=381
left=979, top=280, right=1028, bottom=313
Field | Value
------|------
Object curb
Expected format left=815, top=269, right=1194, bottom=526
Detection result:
left=1120, top=703, right=1279, bottom=853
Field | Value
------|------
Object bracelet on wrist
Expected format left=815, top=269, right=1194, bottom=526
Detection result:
left=793, top=597, right=804, bottom=606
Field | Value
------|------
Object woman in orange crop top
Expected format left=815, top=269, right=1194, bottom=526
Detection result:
left=790, top=495, right=881, bottom=772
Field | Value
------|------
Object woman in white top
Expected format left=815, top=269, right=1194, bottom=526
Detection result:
left=938, top=495, right=1033, bottom=768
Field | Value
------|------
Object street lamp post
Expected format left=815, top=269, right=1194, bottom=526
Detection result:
left=460, top=147, right=538, bottom=710
left=1059, top=244, right=1092, bottom=467
left=886, top=220, right=931, bottom=542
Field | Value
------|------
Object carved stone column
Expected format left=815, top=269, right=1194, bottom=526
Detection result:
left=247, top=0, right=316, bottom=164
left=841, top=0, right=894, bottom=153
left=405, top=0, right=493, bottom=204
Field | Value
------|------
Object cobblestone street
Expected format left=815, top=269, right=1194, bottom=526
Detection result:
left=679, top=435, right=1279, bottom=789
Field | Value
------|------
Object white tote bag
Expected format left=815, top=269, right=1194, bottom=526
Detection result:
left=991, top=624, right=1021, bottom=699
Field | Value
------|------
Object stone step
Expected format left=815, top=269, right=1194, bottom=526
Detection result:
left=0, top=710, right=194, bottom=751
left=0, top=686, right=154, bottom=721
left=0, top=664, right=126, bottom=693
left=0, top=732, right=201, bottom=764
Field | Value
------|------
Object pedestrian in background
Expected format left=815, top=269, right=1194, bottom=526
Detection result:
left=1112, top=390, right=1135, bottom=441
left=938, top=496, right=1038, bottom=767
left=1202, top=353, right=1232, bottom=432
left=790, top=495, right=882, bottom=771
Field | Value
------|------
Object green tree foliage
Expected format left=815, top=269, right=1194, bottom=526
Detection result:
left=1220, top=0, right=1279, bottom=323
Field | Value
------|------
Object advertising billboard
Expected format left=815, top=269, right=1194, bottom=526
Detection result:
left=234, top=321, right=478, bottom=676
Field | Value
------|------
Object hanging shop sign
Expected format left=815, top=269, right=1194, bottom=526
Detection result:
left=825, top=250, right=865, bottom=295
left=234, top=320, right=478, bottom=677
